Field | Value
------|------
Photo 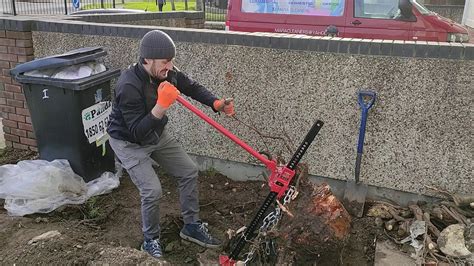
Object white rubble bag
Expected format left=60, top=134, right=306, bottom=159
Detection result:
left=24, top=61, right=106, bottom=80
left=0, top=159, right=120, bottom=216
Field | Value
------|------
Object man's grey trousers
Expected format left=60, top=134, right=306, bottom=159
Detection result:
left=109, top=130, right=200, bottom=241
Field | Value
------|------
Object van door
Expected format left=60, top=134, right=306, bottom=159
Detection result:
left=344, top=0, right=412, bottom=40
left=230, top=0, right=347, bottom=36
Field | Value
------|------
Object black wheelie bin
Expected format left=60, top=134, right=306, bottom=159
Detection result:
left=10, top=47, right=120, bottom=182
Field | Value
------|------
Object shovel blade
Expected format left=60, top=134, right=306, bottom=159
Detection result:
left=342, top=180, right=368, bottom=218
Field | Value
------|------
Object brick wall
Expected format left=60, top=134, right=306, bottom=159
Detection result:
left=71, top=11, right=205, bottom=28
left=0, top=29, right=36, bottom=151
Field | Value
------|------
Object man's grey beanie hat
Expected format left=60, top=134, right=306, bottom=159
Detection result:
left=140, top=30, right=176, bottom=59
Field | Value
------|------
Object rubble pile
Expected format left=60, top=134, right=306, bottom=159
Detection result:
left=368, top=189, right=473, bottom=264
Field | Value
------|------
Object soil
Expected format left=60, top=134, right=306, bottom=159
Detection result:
left=0, top=148, right=382, bottom=265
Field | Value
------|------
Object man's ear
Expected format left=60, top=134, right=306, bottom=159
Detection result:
left=142, top=58, right=152, bottom=65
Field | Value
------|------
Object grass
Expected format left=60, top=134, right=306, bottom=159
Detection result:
left=123, top=0, right=196, bottom=12
left=81, top=1, right=226, bottom=21
left=81, top=3, right=113, bottom=9
left=82, top=1, right=197, bottom=11
left=81, top=196, right=102, bottom=219
left=81, top=0, right=196, bottom=12
left=124, top=1, right=196, bottom=11
left=201, top=167, right=219, bottom=178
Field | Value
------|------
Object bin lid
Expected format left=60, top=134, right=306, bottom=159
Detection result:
left=15, top=68, right=121, bottom=91
left=10, top=47, right=107, bottom=76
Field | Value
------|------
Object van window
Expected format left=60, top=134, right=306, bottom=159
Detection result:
left=241, top=0, right=345, bottom=16
left=354, top=0, right=400, bottom=19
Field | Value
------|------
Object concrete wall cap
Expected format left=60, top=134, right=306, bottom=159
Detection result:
left=2, top=17, right=472, bottom=60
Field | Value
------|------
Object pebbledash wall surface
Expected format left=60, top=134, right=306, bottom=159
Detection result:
left=0, top=17, right=472, bottom=197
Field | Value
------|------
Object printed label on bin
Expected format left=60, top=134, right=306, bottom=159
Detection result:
left=82, top=101, right=112, bottom=144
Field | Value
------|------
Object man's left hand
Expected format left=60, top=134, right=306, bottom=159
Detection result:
left=213, top=98, right=235, bottom=117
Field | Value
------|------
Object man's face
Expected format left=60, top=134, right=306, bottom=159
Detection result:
left=147, top=58, right=174, bottom=80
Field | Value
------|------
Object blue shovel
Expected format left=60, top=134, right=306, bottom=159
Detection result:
left=343, top=90, right=376, bottom=217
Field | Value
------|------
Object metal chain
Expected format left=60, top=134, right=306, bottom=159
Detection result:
left=242, top=248, right=255, bottom=264
left=283, top=185, right=298, bottom=205
left=242, top=185, right=298, bottom=264
left=260, top=206, right=281, bottom=232
left=265, top=239, right=275, bottom=255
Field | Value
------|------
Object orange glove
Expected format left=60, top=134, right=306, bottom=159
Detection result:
left=213, top=98, right=235, bottom=116
left=156, top=81, right=180, bottom=109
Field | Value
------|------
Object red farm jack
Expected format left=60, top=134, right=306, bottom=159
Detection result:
left=176, top=96, right=323, bottom=265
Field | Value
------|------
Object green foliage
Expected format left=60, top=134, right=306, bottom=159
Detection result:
left=82, top=196, right=102, bottom=220
left=202, top=167, right=219, bottom=178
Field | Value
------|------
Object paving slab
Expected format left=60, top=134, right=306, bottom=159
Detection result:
left=375, top=240, right=416, bottom=266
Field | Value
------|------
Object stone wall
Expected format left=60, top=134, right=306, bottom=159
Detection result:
left=69, top=11, right=204, bottom=28
left=421, top=0, right=464, bottom=5
left=0, top=18, right=473, bottom=196
left=425, top=4, right=465, bottom=23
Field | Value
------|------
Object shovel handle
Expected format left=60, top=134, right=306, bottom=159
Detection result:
left=358, top=90, right=376, bottom=111
left=355, top=152, right=362, bottom=183
left=357, top=90, right=376, bottom=154
left=355, top=90, right=376, bottom=182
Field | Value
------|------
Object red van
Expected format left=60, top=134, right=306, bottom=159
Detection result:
left=225, top=0, right=469, bottom=42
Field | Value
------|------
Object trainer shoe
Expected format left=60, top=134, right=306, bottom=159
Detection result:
left=180, top=221, right=221, bottom=248
left=141, top=238, right=163, bottom=258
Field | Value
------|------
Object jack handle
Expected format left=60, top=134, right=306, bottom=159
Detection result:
left=176, top=96, right=276, bottom=169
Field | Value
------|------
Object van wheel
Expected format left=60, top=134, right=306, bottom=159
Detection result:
left=325, top=25, right=338, bottom=37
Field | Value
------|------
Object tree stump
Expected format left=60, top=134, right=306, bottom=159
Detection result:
left=275, top=170, right=352, bottom=263
left=224, top=166, right=352, bottom=264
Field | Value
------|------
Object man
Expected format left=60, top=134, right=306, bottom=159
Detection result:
left=107, top=30, right=235, bottom=259
left=156, top=0, right=165, bottom=12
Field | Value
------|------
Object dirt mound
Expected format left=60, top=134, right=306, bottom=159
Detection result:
left=0, top=147, right=37, bottom=165
left=0, top=148, right=381, bottom=264
left=91, top=247, right=166, bottom=265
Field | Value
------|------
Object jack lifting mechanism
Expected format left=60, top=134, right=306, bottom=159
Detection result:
left=176, top=95, right=324, bottom=265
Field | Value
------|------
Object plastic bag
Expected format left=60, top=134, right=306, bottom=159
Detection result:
left=0, top=159, right=120, bottom=216
left=86, top=171, right=120, bottom=198
left=24, top=61, right=106, bottom=80
left=52, top=61, right=106, bottom=79
left=400, top=220, right=426, bottom=261
left=22, top=68, right=56, bottom=78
